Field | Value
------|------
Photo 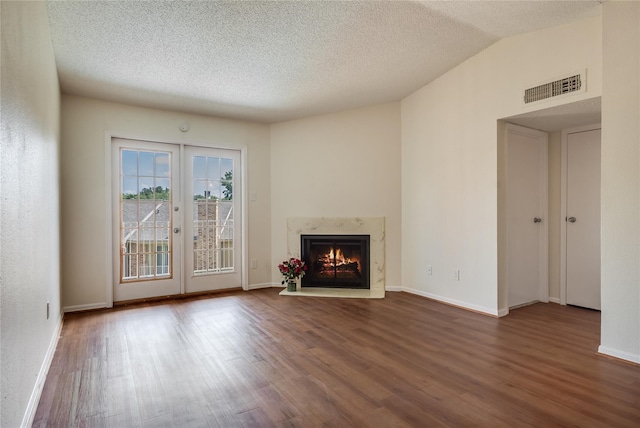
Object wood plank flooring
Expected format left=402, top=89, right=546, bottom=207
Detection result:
left=34, top=289, right=640, bottom=427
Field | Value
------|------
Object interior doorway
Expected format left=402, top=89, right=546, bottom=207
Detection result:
left=498, top=96, right=602, bottom=316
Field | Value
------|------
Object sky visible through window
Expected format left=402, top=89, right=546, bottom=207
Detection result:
left=121, top=149, right=171, bottom=199
left=192, top=156, right=233, bottom=200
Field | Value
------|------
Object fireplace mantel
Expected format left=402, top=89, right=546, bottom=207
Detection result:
left=284, top=217, right=385, bottom=298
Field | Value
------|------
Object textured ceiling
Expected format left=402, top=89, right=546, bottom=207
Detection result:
left=46, top=1, right=602, bottom=123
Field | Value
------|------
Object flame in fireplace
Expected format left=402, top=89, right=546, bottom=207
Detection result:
left=317, top=247, right=360, bottom=275
left=303, top=236, right=367, bottom=283
left=328, top=247, right=352, bottom=266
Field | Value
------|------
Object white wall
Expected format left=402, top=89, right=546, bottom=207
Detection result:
left=600, top=1, right=640, bottom=364
left=548, top=131, right=562, bottom=303
left=402, top=16, right=602, bottom=315
left=270, top=103, right=401, bottom=288
left=0, top=2, right=62, bottom=426
left=60, top=95, right=271, bottom=309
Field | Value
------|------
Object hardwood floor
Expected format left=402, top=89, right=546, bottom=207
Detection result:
left=34, top=289, right=639, bottom=427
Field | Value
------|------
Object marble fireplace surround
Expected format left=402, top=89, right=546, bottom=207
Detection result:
left=280, top=217, right=385, bottom=299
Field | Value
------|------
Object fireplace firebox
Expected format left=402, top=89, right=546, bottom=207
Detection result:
left=301, top=235, right=370, bottom=289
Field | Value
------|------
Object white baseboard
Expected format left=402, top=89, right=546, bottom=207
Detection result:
left=385, top=285, right=402, bottom=292
left=402, top=287, right=500, bottom=317
left=63, top=302, right=107, bottom=313
left=598, top=345, right=640, bottom=365
left=21, top=312, right=64, bottom=428
left=248, top=282, right=279, bottom=290
left=549, top=297, right=561, bottom=304
left=497, top=307, right=509, bottom=317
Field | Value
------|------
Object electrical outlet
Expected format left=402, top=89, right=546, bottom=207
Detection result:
left=250, top=259, right=257, bottom=269
left=427, top=265, right=432, bottom=275
left=453, top=269, right=460, bottom=281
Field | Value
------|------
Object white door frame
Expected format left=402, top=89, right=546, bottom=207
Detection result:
left=560, top=123, right=601, bottom=306
left=504, top=123, right=549, bottom=310
left=104, top=131, right=248, bottom=308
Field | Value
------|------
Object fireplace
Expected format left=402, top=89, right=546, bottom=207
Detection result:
left=301, top=235, right=370, bottom=289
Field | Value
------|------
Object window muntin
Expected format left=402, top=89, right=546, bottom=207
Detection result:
left=120, top=149, right=172, bottom=281
left=192, top=156, right=234, bottom=275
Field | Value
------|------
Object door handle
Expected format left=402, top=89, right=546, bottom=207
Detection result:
left=567, top=217, right=576, bottom=223
left=173, top=227, right=181, bottom=233
left=533, top=217, right=542, bottom=223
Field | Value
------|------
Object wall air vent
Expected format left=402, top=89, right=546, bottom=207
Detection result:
left=523, top=71, right=585, bottom=104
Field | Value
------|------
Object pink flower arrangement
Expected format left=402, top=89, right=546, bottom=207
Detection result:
left=278, top=257, right=307, bottom=284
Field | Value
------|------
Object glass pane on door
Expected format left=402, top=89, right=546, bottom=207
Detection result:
left=192, top=155, right=234, bottom=275
left=120, top=149, right=173, bottom=281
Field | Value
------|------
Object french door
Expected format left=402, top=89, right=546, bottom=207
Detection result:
left=184, top=146, right=241, bottom=293
left=112, top=138, right=242, bottom=302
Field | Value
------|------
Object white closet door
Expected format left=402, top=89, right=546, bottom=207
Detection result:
left=566, top=129, right=601, bottom=310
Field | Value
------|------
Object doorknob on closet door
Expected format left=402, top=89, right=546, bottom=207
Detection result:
left=533, top=217, right=542, bottom=223
left=567, top=217, right=577, bottom=223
